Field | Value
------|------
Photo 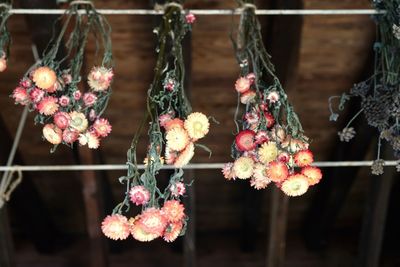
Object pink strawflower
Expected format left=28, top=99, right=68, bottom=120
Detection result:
left=88, top=66, right=114, bottom=91
left=222, top=162, right=236, bottom=180
left=159, top=113, right=173, bottom=127
left=20, top=78, right=32, bottom=88
left=62, top=128, right=79, bottom=143
left=240, top=90, right=256, bottom=104
left=243, top=149, right=258, bottom=161
left=259, top=103, right=268, bottom=111
left=267, top=91, right=280, bottom=103
left=185, top=13, right=196, bottom=24
left=129, top=185, right=151, bottom=206
left=137, top=208, right=168, bottom=236
left=29, top=88, right=45, bottom=103
left=78, top=132, right=100, bottom=149
left=165, top=79, right=175, bottom=92
left=73, top=90, right=82, bottom=100
left=163, top=221, right=183, bottom=243
left=37, top=96, right=59, bottom=115
left=278, top=152, right=290, bottom=163
left=235, top=77, right=251, bottom=93
left=244, top=112, right=259, bottom=125
left=0, top=57, right=7, bottom=72
left=161, top=200, right=185, bottom=223
left=246, top=73, right=256, bottom=84
left=89, top=109, right=97, bottom=121
left=53, top=112, right=71, bottom=130
left=170, top=182, right=186, bottom=197
left=42, top=124, right=62, bottom=145
left=255, top=131, right=269, bottom=144
left=83, top=92, right=97, bottom=107
left=93, top=118, right=112, bottom=137
left=58, top=96, right=70, bottom=107
left=47, top=82, right=62, bottom=93
left=12, top=87, right=30, bottom=105
left=101, top=214, right=130, bottom=240
left=62, top=73, right=72, bottom=84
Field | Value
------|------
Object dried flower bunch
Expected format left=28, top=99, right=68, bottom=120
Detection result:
left=329, top=0, right=400, bottom=174
left=102, top=2, right=210, bottom=243
left=11, top=1, right=113, bottom=152
left=0, top=0, right=11, bottom=72
left=222, top=0, right=322, bottom=197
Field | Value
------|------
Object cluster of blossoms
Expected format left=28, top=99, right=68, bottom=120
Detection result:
left=11, top=66, right=113, bottom=149
left=102, top=187, right=187, bottom=242
left=223, top=74, right=322, bottom=197
left=330, top=0, right=400, bottom=174
left=102, top=6, right=204, bottom=243
left=160, top=112, right=210, bottom=168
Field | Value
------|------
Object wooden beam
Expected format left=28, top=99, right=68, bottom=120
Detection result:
left=267, top=187, right=289, bottom=267
left=302, top=46, right=376, bottom=251
left=182, top=26, right=196, bottom=267
left=20, top=0, right=65, bottom=61
left=76, top=43, right=108, bottom=267
left=356, top=144, right=395, bottom=267
left=0, top=2, right=65, bottom=263
left=0, top=208, right=14, bottom=267
left=183, top=170, right=196, bottom=267
left=77, top=148, right=108, bottom=267
left=263, top=1, right=303, bottom=266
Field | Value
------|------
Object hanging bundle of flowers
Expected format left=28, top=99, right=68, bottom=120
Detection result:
left=101, top=2, right=210, bottom=243
left=329, top=0, right=400, bottom=175
left=222, top=0, right=322, bottom=197
left=0, top=0, right=11, bottom=72
left=11, top=1, right=113, bottom=152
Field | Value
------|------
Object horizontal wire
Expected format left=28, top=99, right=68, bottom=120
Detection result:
left=0, top=161, right=397, bottom=172
left=8, top=9, right=386, bottom=16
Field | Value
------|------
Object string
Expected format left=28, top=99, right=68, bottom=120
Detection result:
left=0, top=168, right=23, bottom=209
left=69, top=0, right=94, bottom=7
left=241, top=3, right=257, bottom=11
left=154, top=2, right=183, bottom=12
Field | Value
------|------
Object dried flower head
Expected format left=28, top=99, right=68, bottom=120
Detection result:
left=338, top=127, right=356, bottom=142
left=371, top=159, right=385, bottom=175
left=101, top=214, right=130, bottom=241
left=184, top=112, right=210, bottom=140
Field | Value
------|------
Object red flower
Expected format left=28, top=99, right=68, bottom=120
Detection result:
left=294, top=150, right=314, bottom=167
left=185, top=13, right=196, bottom=24
left=267, top=161, right=289, bottom=183
left=301, top=166, right=322, bottom=186
left=235, top=77, right=251, bottom=93
left=235, top=130, right=256, bottom=151
left=264, top=112, right=275, bottom=128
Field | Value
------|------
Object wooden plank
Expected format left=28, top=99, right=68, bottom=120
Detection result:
left=0, top=207, right=14, bottom=267
left=183, top=21, right=196, bottom=267
left=0, top=2, right=62, bottom=262
left=78, top=148, right=108, bottom=267
left=267, top=187, right=289, bottom=267
left=302, top=47, right=376, bottom=251
left=356, top=145, right=394, bottom=267
left=264, top=1, right=303, bottom=266
left=184, top=170, right=196, bottom=267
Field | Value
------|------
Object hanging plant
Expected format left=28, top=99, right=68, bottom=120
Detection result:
left=0, top=0, right=12, bottom=72
left=11, top=1, right=114, bottom=152
left=101, top=3, right=210, bottom=243
left=222, top=0, right=322, bottom=197
left=329, top=0, right=400, bottom=175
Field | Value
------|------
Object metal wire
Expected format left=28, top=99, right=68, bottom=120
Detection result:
left=8, top=9, right=385, bottom=16
left=0, top=161, right=397, bottom=172
left=0, top=8, right=392, bottom=173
